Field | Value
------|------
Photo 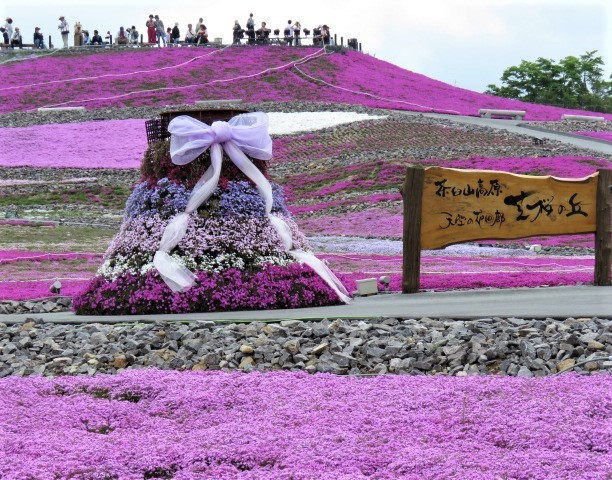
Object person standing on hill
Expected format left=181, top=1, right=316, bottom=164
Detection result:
left=154, top=15, right=166, bottom=47
left=245, top=13, right=256, bottom=45
left=246, top=13, right=255, bottom=30
left=293, top=21, right=301, bottom=46
left=4, top=18, right=14, bottom=44
left=195, top=17, right=204, bottom=34
left=284, top=20, right=294, bottom=46
left=321, top=24, right=331, bottom=45
left=58, top=16, right=69, bottom=48
left=146, top=15, right=156, bottom=44
left=232, top=20, right=244, bottom=45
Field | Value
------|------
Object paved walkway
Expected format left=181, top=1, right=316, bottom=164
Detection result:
left=407, top=112, right=612, bottom=155
left=2, top=286, right=610, bottom=324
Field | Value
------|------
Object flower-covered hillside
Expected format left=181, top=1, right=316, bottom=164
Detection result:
left=2, top=46, right=611, bottom=121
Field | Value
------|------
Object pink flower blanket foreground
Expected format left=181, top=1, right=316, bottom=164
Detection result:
left=0, top=370, right=609, bottom=479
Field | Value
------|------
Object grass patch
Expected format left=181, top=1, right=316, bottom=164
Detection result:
left=0, top=224, right=116, bottom=252
left=0, top=185, right=130, bottom=208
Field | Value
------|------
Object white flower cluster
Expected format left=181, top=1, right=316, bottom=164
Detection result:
left=97, top=254, right=154, bottom=280
left=97, top=251, right=292, bottom=279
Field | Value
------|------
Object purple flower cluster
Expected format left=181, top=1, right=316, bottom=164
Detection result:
left=218, top=181, right=289, bottom=218
left=0, top=370, right=610, bottom=479
left=178, top=215, right=286, bottom=258
left=124, top=178, right=191, bottom=220
left=73, top=264, right=340, bottom=315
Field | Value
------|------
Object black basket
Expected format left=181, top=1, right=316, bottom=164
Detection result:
left=145, top=109, right=250, bottom=144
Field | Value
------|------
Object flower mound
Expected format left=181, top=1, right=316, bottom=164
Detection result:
left=73, top=265, right=339, bottom=315
left=73, top=138, right=344, bottom=315
left=0, top=370, right=610, bottom=479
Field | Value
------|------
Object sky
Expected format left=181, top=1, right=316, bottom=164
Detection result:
left=2, top=0, right=611, bottom=93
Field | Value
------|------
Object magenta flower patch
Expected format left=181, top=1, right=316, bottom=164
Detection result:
left=0, top=119, right=146, bottom=169
left=573, top=131, right=612, bottom=141
left=0, top=370, right=609, bottom=479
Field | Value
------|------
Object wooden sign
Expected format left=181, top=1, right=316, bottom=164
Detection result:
left=402, top=166, right=611, bottom=293
left=420, top=167, right=598, bottom=250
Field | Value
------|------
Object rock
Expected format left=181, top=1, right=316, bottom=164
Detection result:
left=580, top=332, right=598, bottom=343
left=517, top=366, right=534, bottom=378
left=442, top=345, right=462, bottom=356
left=332, top=352, right=355, bottom=368
left=587, top=341, right=605, bottom=351
left=283, top=339, right=300, bottom=355
left=113, top=355, right=129, bottom=369
left=239, top=356, right=255, bottom=370
left=311, top=343, right=329, bottom=355
left=90, top=332, right=109, bottom=346
left=372, top=323, right=394, bottom=333
left=280, top=320, right=302, bottom=328
left=356, top=321, right=372, bottom=331
left=556, top=358, right=576, bottom=373
left=239, top=345, right=254, bottom=354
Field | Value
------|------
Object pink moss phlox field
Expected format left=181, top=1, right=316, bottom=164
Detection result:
left=1, top=48, right=611, bottom=120
left=0, top=370, right=610, bottom=479
left=0, top=120, right=146, bottom=169
left=295, top=52, right=612, bottom=120
left=287, top=156, right=607, bottom=201
left=0, top=250, right=102, bottom=263
left=326, top=254, right=595, bottom=292
left=0, top=250, right=102, bottom=300
left=0, top=280, right=90, bottom=301
left=297, top=209, right=404, bottom=238
left=573, top=131, right=612, bottom=141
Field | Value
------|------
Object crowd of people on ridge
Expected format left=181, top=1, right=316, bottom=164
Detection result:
left=1, top=13, right=332, bottom=49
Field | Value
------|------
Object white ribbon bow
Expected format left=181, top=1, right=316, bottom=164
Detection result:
left=153, top=112, right=350, bottom=304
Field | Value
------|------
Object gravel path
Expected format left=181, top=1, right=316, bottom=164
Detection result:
left=0, top=315, right=609, bottom=378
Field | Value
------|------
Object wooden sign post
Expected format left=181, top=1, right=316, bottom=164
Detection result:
left=402, top=167, right=611, bottom=293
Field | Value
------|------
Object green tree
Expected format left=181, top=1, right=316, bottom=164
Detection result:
left=486, top=51, right=612, bottom=113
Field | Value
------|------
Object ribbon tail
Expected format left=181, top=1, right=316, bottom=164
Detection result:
left=158, top=212, right=190, bottom=252
left=291, top=250, right=352, bottom=304
left=269, top=215, right=293, bottom=251
left=186, top=144, right=223, bottom=213
left=224, top=141, right=273, bottom=213
left=154, top=212, right=197, bottom=292
left=153, top=251, right=197, bottom=293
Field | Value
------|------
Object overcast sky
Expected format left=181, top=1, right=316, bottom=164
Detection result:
left=2, top=0, right=611, bottom=93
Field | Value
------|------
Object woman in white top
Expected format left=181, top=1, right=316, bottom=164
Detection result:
left=4, top=18, right=14, bottom=42
left=58, top=16, right=69, bottom=47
